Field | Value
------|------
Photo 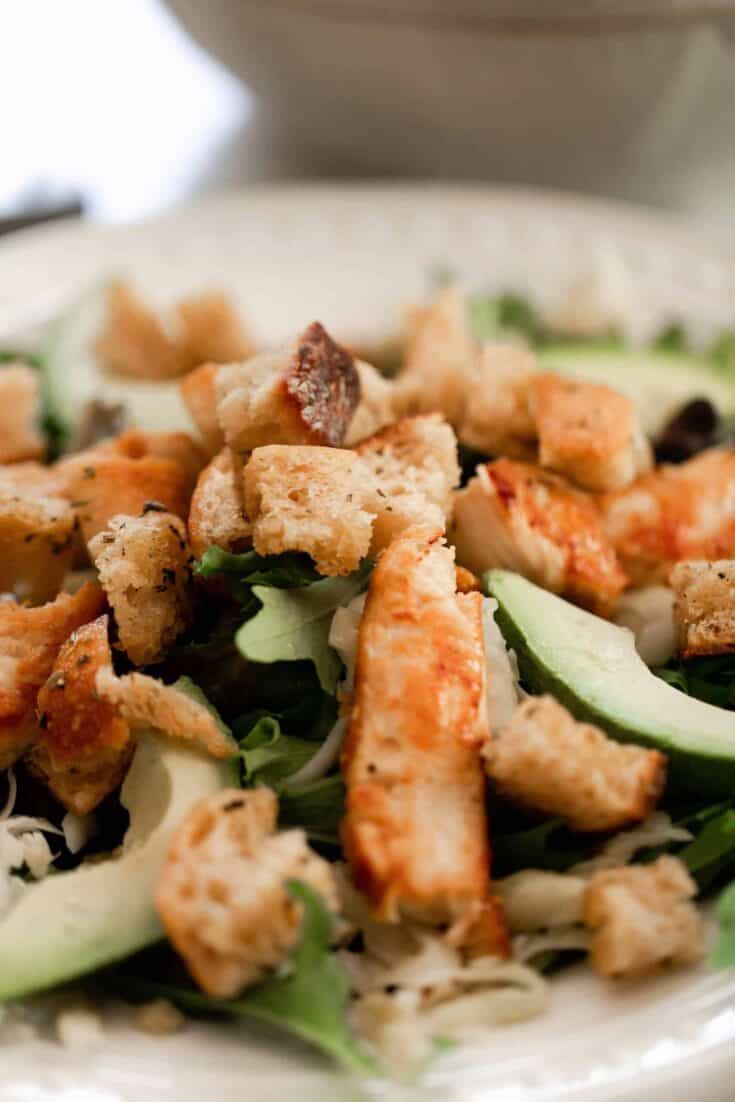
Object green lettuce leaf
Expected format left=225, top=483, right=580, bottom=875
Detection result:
left=236, top=564, right=371, bottom=693
left=678, top=808, right=735, bottom=892
left=238, top=716, right=316, bottom=787
left=108, top=882, right=376, bottom=1074
left=652, top=322, right=689, bottom=355
left=653, top=655, right=735, bottom=710
left=196, top=547, right=321, bottom=597
left=278, top=775, right=346, bottom=844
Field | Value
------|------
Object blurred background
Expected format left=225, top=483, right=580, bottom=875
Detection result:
left=2, top=0, right=735, bottom=232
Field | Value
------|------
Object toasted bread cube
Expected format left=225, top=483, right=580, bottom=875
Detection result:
left=108, top=430, right=205, bottom=496
left=458, top=341, right=537, bottom=459
left=94, top=282, right=181, bottom=380
left=66, top=454, right=190, bottom=544
left=175, top=291, right=252, bottom=370
left=95, top=667, right=235, bottom=759
left=156, top=787, right=337, bottom=997
left=357, top=414, right=460, bottom=552
left=89, top=512, right=193, bottom=666
left=484, top=695, right=665, bottom=832
left=217, top=322, right=360, bottom=453
left=452, top=459, right=627, bottom=616
left=188, top=448, right=251, bottom=560
left=0, top=364, right=45, bottom=463
left=341, top=525, right=508, bottom=954
left=180, top=363, right=224, bottom=456
left=0, top=481, right=78, bottom=604
left=243, top=445, right=374, bottom=576
left=29, top=615, right=132, bottom=814
left=344, top=360, right=398, bottom=446
left=0, top=583, right=105, bottom=769
left=584, top=857, right=705, bottom=978
left=670, top=559, right=735, bottom=658
left=397, top=288, right=476, bottom=424
left=531, top=374, right=652, bottom=492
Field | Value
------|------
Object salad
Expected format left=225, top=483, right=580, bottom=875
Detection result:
left=0, top=279, right=735, bottom=1076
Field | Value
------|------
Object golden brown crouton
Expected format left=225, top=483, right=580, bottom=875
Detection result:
left=179, top=363, right=224, bottom=456
left=670, top=559, right=735, bottom=658
left=601, top=448, right=735, bottom=585
left=452, top=459, right=628, bottom=617
left=341, top=525, right=509, bottom=955
left=29, top=615, right=132, bottom=814
left=95, top=284, right=250, bottom=382
left=216, top=322, right=360, bottom=453
left=95, top=667, right=235, bottom=759
left=175, top=291, right=252, bottom=370
left=156, top=787, right=337, bottom=998
left=89, top=512, right=193, bottom=666
left=583, top=857, right=706, bottom=978
left=484, top=695, right=665, bottom=832
left=243, top=446, right=374, bottom=576
left=458, top=341, right=538, bottom=459
left=357, top=414, right=461, bottom=552
left=188, top=448, right=251, bottom=560
left=397, top=288, right=476, bottom=424
left=0, top=364, right=45, bottom=463
left=66, top=454, right=190, bottom=545
left=0, top=583, right=105, bottom=769
left=344, top=360, right=398, bottom=446
left=94, top=282, right=181, bottom=380
left=107, top=430, right=205, bottom=496
left=0, top=479, right=78, bottom=604
left=530, top=374, right=652, bottom=492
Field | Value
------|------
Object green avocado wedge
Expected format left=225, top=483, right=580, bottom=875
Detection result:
left=538, top=345, right=735, bottom=437
left=486, top=570, right=735, bottom=797
left=0, top=735, right=231, bottom=1001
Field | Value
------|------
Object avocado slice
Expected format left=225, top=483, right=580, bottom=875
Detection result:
left=0, top=735, right=230, bottom=1000
left=487, top=570, right=735, bottom=796
left=538, top=345, right=735, bottom=437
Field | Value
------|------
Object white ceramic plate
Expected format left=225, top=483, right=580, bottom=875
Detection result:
left=1, top=185, right=735, bottom=1102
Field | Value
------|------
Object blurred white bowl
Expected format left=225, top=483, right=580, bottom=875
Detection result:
left=167, top=1, right=735, bottom=211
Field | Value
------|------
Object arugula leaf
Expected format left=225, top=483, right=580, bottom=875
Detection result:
left=109, top=882, right=376, bottom=1073
left=492, top=816, right=596, bottom=876
left=197, top=547, right=322, bottom=596
left=712, top=880, right=735, bottom=968
left=468, top=293, right=541, bottom=344
left=238, top=716, right=316, bottom=787
left=236, top=564, right=371, bottom=693
left=652, top=322, right=689, bottom=355
left=678, top=808, right=735, bottom=892
left=278, top=775, right=346, bottom=844
left=653, top=655, right=735, bottom=710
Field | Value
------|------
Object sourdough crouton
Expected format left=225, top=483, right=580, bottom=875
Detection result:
left=156, top=787, right=337, bottom=997
left=451, top=459, right=627, bottom=616
left=0, top=583, right=105, bottom=769
left=29, top=616, right=132, bottom=814
left=216, top=322, right=361, bottom=453
left=0, top=364, right=45, bottom=463
left=180, top=363, right=224, bottom=456
left=357, top=414, right=460, bottom=552
left=66, top=454, right=190, bottom=544
left=89, top=513, right=193, bottom=666
left=344, top=360, right=398, bottom=446
left=0, top=479, right=78, bottom=604
left=670, top=559, right=735, bottom=658
left=583, top=857, right=705, bottom=978
left=531, top=374, right=652, bottom=492
left=600, top=448, right=735, bottom=585
left=458, top=341, right=537, bottom=459
left=175, top=291, right=252, bottom=369
left=108, top=430, right=205, bottom=496
left=94, top=282, right=181, bottom=379
left=397, top=288, right=476, bottom=424
left=484, top=695, right=665, bottom=832
left=243, top=446, right=374, bottom=576
left=95, top=284, right=250, bottom=381
left=341, top=526, right=508, bottom=955
left=188, top=448, right=251, bottom=560
left=95, top=667, right=235, bottom=759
